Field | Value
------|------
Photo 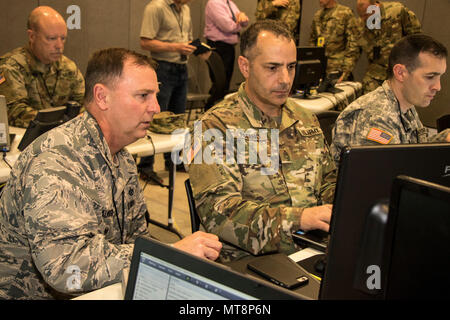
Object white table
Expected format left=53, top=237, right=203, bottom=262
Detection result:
left=0, top=127, right=25, bottom=184
left=291, top=81, right=362, bottom=113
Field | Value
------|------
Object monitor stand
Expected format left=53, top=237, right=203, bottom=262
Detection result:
left=291, top=87, right=321, bottom=100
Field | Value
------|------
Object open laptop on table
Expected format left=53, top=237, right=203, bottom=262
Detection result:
left=124, top=236, right=307, bottom=300
left=0, top=95, right=11, bottom=152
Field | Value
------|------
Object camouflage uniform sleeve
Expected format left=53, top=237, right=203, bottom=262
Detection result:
left=342, top=14, right=360, bottom=80
left=23, top=152, right=135, bottom=295
left=400, top=5, right=422, bottom=35
left=188, top=116, right=303, bottom=257
left=429, top=128, right=450, bottom=143
left=309, top=13, right=319, bottom=46
left=0, top=60, right=38, bottom=128
left=255, top=0, right=277, bottom=20
left=283, top=0, right=300, bottom=34
left=69, top=66, right=85, bottom=108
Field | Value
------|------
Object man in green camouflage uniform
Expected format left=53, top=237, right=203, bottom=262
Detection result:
left=256, top=0, right=301, bottom=42
left=0, top=6, right=84, bottom=128
left=188, top=20, right=336, bottom=263
left=0, top=48, right=221, bottom=299
left=309, top=0, right=359, bottom=82
left=355, top=0, right=422, bottom=94
left=331, top=34, right=450, bottom=165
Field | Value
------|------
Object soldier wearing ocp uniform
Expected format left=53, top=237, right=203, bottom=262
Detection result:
left=256, top=0, right=301, bottom=41
left=356, top=1, right=422, bottom=94
left=189, top=84, right=336, bottom=262
left=0, top=47, right=84, bottom=128
left=309, top=1, right=360, bottom=81
left=0, top=6, right=84, bottom=128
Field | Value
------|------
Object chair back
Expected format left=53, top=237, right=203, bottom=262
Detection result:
left=316, top=110, right=341, bottom=145
left=184, top=179, right=201, bottom=233
left=205, top=51, right=228, bottom=107
left=437, top=114, right=450, bottom=133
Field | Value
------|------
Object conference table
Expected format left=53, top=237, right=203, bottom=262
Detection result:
left=290, top=81, right=362, bottom=112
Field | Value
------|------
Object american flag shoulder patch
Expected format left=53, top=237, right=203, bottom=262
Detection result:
left=0, top=73, right=5, bottom=85
left=185, top=142, right=202, bottom=165
left=366, top=127, right=393, bottom=144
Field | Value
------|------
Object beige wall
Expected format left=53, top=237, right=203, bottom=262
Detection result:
left=0, top=0, right=448, bottom=127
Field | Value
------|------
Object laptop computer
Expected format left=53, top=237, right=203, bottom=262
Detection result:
left=124, top=236, right=307, bottom=300
left=292, top=229, right=328, bottom=252
left=0, top=95, right=11, bottom=152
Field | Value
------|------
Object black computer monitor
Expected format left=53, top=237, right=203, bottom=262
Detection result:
left=319, top=143, right=450, bottom=300
left=382, top=175, right=450, bottom=299
left=18, top=106, right=67, bottom=151
left=291, top=46, right=326, bottom=99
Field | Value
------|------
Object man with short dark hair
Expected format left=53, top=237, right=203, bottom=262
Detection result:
left=331, top=34, right=450, bottom=165
left=0, top=48, right=222, bottom=300
left=0, top=6, right=84, bottom=128
left=189, top=20, right=336, bottom=262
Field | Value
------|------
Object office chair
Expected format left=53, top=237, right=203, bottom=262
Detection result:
left=204, top=51, right=229, bottom=111
left=436, top=114, right=450, bottom=132
left=186, top=65, right=210, bottom=125
left=316, top=110, right=341, bottom=145
left=184, top=178, right=201, bottom=233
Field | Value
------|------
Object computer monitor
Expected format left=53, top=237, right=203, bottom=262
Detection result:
left=382, top=175, right=450, bottom=299
left=319, top=143, right=450, bottom=300
left=18, top=106, right=67, bottom=151
left=17, top=101, right=81, bottom=152
left=291, top=46, right=326, bottom=99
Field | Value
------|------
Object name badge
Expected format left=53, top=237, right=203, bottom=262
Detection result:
left=299, top=127, right=321, bottom=137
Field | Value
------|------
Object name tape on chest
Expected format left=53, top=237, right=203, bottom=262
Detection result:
left=299, top=127, right=322, bottom=137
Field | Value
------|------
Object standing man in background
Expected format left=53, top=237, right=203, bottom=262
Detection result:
left=0, top=6, right=84, bottom=128
left=355, top=0, right=422, bottom=94
left=204, top=0, right=249, bottom=108
left=256, top=0, right=301, bottom=43
left=139, top=0, right=204, bottom=180
left=309, top=0, right=360, bottom=83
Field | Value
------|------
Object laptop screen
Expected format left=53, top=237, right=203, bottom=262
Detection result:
left=125, top=236, right=306, bottom=300
left=133, top=251, right=255, bottom=300
left=0, top=95, right=10, bottom=151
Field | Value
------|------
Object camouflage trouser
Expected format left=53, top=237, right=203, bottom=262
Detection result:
left=362, top=75, right=384, bottom=94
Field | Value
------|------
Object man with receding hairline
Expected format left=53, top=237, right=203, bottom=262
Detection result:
left=0, top=6, right=84, bottom=128
left=0, top=48, right=222, bottom=299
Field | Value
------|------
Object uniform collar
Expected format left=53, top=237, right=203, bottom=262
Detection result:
left=84, top=111, right=126, bottom=169
left=382, top=80, right=418, bottom=131
left=24, top=45, right=61, bottom=75
left=237, top=83, right=298, bottom=131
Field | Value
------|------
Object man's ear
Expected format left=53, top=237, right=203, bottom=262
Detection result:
left=92, top=83, right=110, bottom=111
left=238, top=55, right=250, bottom=79
left=27, top=29, right=35, bottom=44
left=392, top=64, right=408, bottom=82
